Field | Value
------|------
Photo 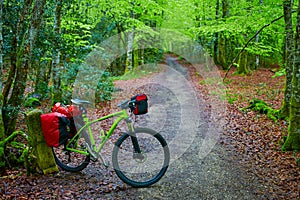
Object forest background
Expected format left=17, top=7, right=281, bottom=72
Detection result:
left=0, top=0, right=299, bottom=197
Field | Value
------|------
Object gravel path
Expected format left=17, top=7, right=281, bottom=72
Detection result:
left=101, top=57, right=269, bottom=199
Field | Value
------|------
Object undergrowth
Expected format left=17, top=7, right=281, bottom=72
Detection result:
left=241, top=99, right=282, bottom=121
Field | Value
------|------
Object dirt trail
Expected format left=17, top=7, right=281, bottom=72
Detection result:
left=101, top=57, right=269, bottom=200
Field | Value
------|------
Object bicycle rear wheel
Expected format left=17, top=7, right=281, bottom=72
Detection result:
left=112, top=127, right=170, bottom=188
left=52, top=136, right=90, bottom=172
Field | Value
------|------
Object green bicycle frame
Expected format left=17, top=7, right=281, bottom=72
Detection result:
left=65, top=108, right=134, bottom=155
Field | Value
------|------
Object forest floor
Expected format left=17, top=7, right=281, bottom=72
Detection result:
left=0, top=55, right=300, bottom=199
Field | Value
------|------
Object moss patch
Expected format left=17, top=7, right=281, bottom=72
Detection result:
left=242, top=99, right=282, bottom=121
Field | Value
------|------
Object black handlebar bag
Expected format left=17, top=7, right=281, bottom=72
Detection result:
left=129, top=94, right=148, bottom=115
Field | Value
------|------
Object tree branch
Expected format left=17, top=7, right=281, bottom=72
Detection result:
left=223, top=11, right=296, bottom=81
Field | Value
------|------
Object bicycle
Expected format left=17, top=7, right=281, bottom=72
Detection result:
left=52, top=98, right=170, bottom=188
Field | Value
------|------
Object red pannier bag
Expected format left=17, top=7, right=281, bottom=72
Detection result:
left=40, top=112, right=70, bottom=147
left=52, top=103, right=82, bottom=138
left=129, top=94, right=148, bottom=115
left=52, top=103, right=81, bottom=118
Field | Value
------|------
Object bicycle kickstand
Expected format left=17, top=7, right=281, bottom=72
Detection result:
left=99, top=154, right=109, bottom=168
left=85, top=142, right=98, bottom=162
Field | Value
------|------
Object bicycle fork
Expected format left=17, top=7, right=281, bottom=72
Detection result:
left=126, top=119, right=144, bottom=161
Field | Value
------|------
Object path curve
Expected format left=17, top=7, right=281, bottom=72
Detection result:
left=101, top=57, right=268, bottom=199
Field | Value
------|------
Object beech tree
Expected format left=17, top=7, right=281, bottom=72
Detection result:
left=281, top=0, right=295, bottom=118
left=52, top=0, right=63, bottom=104
left=282, top=0, right=300, bottom=151
left=281, top=0, right=294, bottom=117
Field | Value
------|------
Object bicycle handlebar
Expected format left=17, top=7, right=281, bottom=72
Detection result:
left=71, top=98, right=131, bottom=110
left=71, top=99, right=92, bottom=105
left=117, top=99, right=130, bottom=109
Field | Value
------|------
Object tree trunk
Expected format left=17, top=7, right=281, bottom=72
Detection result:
left=133, top=49, right=139, bottom=69
left=218, top=0, right=230, bottom=69
left=0, top=0, right=2, bottom=92
left=26, top=109, right=59, bottom=174
left=126, top=2, right=135, bottom=72
left=126, top=31, right=134, bottom=72
left=4, top=0, right=46, bottom=135
left=3, top=0, right=33, bottom=105
left=281, top=0, right=294, bottom=118
left=0, top=95, right=4, bottom=141
left=237, top=50, right=249, bottom=74
left=213, top=0, right=220, bottom=65
left=0, top=0, right=4, bottom=141
left=255, top=0, right=263, bottom=69
left=282, top=0, right=300, bottom=151
left=35, top=60, right=49, bottom=98
left=52, top=0, right=62, bottom=104
left=218, top=34, right=227, bottom=69
left=222, top=0, right=229, bottom=18
left=2, top=57, right=16, bottom=104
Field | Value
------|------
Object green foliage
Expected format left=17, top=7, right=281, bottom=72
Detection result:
left=90, top=17, right=118, bottom=45
left=188, top=0, right=285, bottom=69
left=272, top=68, right=286, bottom=78
left=142, top=48, right=164, bottom=64
left=95, top=71, right=115, bottom=103
left=242, top=99, right=282, bottom=121
left=60, top=62, right=80, bottom=103
left=25, top=97, right=42, bottom=108
left=227, top=94, right=238, bottom=104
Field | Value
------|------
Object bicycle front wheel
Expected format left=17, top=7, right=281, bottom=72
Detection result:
left=112, top=127, right=170, bottom=188
left=52, top=136, right=90, bottom=172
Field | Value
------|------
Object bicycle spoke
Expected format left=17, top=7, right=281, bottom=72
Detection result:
left=113, top=128, right=170, bottom=187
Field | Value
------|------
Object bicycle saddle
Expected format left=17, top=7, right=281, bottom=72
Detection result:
left=71, top=99, right=92, bottom=105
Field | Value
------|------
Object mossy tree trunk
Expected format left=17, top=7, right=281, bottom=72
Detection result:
left=218, top=33, right=227, bottom=69
left=2, top=0, right=32, bottom=105
left=52, top=0, right=62, bottom=105
left=281, top=0, right=294, bottom=118
left=0, top=0, right=5, bottom=167
left=3, top=0, right=46, bottom=135
left=237, top=49, right=249, bottom=74
left=282, top=0, right=300, bottom=151
left=218, top=0, right=230, bottom=69
left=26, top=109, right=59, bottom=174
